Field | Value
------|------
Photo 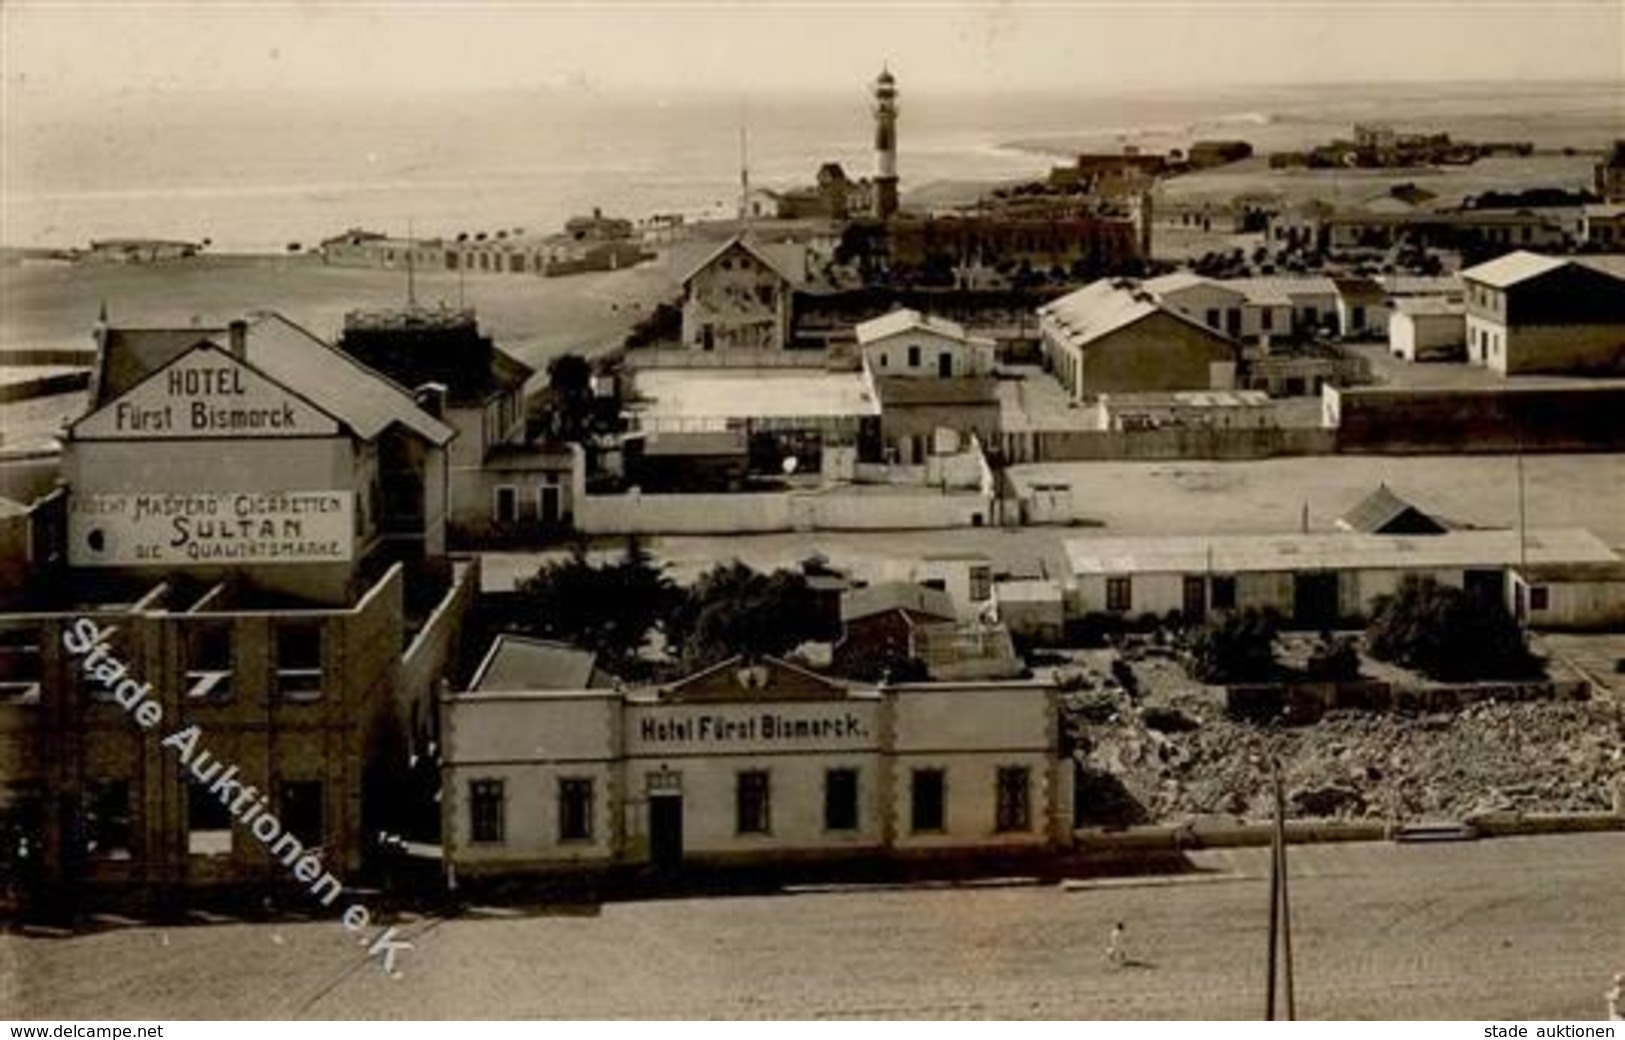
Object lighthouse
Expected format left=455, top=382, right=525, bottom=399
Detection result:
left=872, top=67, right=899, bottom=220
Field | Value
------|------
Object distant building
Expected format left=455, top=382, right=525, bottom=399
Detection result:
left=1065, top=528, right=1620, bottom=628
left=1335, top=484, right=1449, bottom=535
left=882, top=212, right=1142, bottom=280
left=318, top=212, right=649, bottom=278
left=1460, top=251, right=1625, bottom=375
left=678, top=235, right=805, bottom=352
left=1388, top=297, right=1466, bottom=362
left=1093, top=390, right=1275, bottom=432
left=1582, top=204, right=1625, bottom=248
left=854, top=309, right=998, bottom=465
left=1595, top=141, right=1625, bottom=202
left=1186, top=140, right=1254, bottom=170
left=1039, top=279, right=1240, bottom=402
left=82, top=239, right=202, bottom=264
left=335, top=307, right=573, bottom=541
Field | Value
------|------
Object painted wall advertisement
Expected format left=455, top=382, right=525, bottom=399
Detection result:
left=69, top=490, right=354, bottom=566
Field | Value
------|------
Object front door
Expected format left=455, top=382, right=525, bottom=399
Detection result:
left=1293, top=571, right=1340, bottom=629
left=649, top=794, right=683, bottom=871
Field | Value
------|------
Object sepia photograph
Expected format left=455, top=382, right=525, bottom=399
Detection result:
left=1, top=0, right=1623, bottom=1026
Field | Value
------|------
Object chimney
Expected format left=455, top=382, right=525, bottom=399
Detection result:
left=228, top=319, right=247, bottom=359
left=414, top=382, right=447, bottom=419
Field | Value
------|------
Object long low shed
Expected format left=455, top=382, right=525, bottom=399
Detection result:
left=1064, top=527, right=1621, bottom=627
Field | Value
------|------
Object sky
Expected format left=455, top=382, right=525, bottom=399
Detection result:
left=3, top=0, right=1623, bottom=100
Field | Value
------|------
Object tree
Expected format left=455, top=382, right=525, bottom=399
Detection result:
left=1365, top=575, right=1538, bottom=682
left=669, top=561, right=824, bottom=669
left=545, top=352, right=595, bottom=442
left=513, top=536, right=678, bottom=667
left=1185, top=608, right=1279, bottom=684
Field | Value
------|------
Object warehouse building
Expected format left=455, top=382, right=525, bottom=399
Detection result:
left=441, top=653, right=1070, bottom=877
left=1064, top=527, right=1620, bottom=628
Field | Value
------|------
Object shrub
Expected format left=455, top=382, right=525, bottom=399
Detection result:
left=1141, top=705, right=1200, bottom=733
left=1366, top=576, right=1540, bottom=682
left=1186, top=608, right=1279, bottom=684
left=1306, top=634, right=1361, bottom=681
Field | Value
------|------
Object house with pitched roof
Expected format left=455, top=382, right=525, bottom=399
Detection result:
left=678, top=235, right=806, bottom=352
left=1460, top=250, right=1625, bottom=375
left=1038, top=279, right=1240, bottom=402
left=64, top=312, right=455, bottom=605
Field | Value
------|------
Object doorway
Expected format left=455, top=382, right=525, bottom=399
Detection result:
left=649, top=794, right=683, bottom=871
left=1182, top=575, right=1207, bottom=623
left=1293, top=571, right=1340, bottom=629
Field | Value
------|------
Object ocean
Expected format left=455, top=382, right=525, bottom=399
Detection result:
left=3, top=80, right=1621, bottom=253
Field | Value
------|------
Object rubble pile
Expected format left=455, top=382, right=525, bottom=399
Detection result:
left=1063, top=655, right=1625, bottom=824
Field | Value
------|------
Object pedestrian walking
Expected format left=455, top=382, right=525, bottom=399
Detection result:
left=1106, top=921, right=1126, bottom=967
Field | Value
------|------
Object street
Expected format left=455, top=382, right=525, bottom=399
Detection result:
left=4, top=833, right=1622, bottom=1019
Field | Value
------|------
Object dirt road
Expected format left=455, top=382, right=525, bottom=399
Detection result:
left=6, top=834, right=1621, bottom=1019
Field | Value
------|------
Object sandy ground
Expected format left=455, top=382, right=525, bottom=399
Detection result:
left=4, top=834, right=1621, bottom=1019
left=1158, top=154, right=1600, bottom=209
left=478, top=453, right=1625, bottom=593
left=0, top=252, right=683, bottom=373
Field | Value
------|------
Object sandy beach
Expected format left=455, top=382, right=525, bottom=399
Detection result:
left=0, top=250, right=685, bottom=373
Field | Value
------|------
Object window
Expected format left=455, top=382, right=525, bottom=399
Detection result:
left=187, top=782, right=233, bottom=857
left=559, top=777, right=594, bottom=842
left=910, top=768, right=945, bottom=833
left=1352, top=305, right=1366, bottom=329
left=1529, top=585, right=1550, bottom=612
left=824, top=768, right=859, bottom=832
left=185, top=623, right=233, bottom=702
left=1106, top=576, right=1133, bottom=613
left=995, top=767, right=1031, bottom=833
left=907, top=345, right=921, bottom=368
left=280, top=781, right=324, bottom=848
left=1260, top=309, right=1273, bottom=332
left=85, top=780, right=132, bottom=860
left=275, top=624, right=323, bottom=701
left=1211, top=575, right=1238, bottom=611
left=1205, top=308, right=1220, bottom=329
left=469, top=779, right=505, bottom=844
left=735, top=770, right=771, bottom=835
left=878, top=352, right=888, bottom=368
left=968, top=564, right=992, bottom=603
left=493, top=485, right=518, bottom=524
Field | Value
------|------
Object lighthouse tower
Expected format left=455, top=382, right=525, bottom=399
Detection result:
left=872, top=67, right=900, bottom=220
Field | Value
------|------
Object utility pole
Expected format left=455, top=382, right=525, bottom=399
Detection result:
left=1265, top=752, right=1297, bottom=1020
left=1516, top=453, right=1529, bottom=570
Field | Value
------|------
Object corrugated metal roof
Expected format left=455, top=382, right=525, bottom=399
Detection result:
left=469, top=634, right=607, bottom=693
left=1336, top=484, right=1447, bottom=535
left=1042, top=279, right=1231, bottom=352
left=1065, top=527, right=1618, bottom=576
left=238, top=314, right=454, bottom=445
left=1460, top=250, right=1569, bottom=288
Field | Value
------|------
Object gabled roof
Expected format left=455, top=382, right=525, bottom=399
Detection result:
left=1336, top=484, right=1448, bottom=535
left=1460, top=250, right=1569, bottom=288
left=679, top=234, right=803, bottom=287
left=88, top=313, right=454, bottom=446
left=1041, top=279, right=1236, bottom=352
left=469, top=635, right=611, bottom=693
left=657, top=654, right=851, bottom=703
left=1142, top=272, right=1243, bottom=299
left=841, top=581, right=956, bottom=624
left=855, top=307, right=970, bottom=346
left=92, top=325, right=227, bottom=407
